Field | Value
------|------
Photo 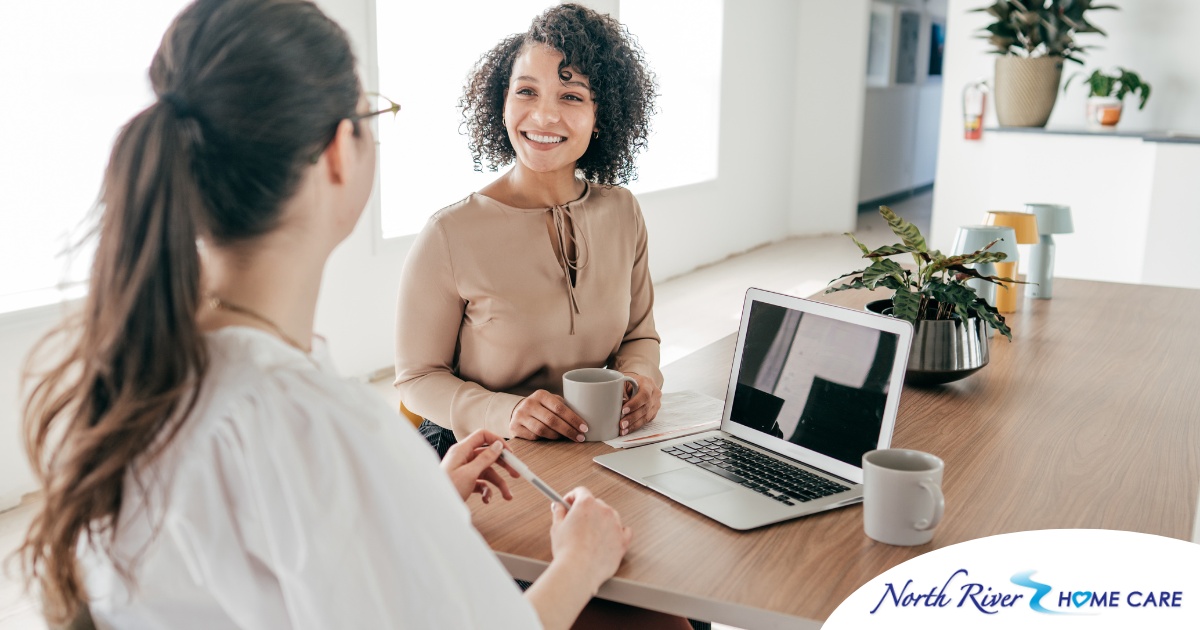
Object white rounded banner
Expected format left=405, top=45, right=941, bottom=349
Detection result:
left=826, top=529, right=1200, bottom=628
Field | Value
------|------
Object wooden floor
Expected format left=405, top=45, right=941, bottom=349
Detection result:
left=0, top=193, right=932, bottom=629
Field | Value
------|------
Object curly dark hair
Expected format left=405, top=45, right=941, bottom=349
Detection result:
left=460, top=3, right=657, bottom=186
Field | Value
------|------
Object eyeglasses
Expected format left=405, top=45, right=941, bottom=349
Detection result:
left=309, top=93, right=399, bottom=163
left=354, top=93, right=401, bottom=123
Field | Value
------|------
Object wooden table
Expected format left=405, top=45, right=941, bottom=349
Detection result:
left=469, top=279, right=1200, bottom=628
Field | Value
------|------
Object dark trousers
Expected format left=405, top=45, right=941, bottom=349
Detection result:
left=417, top=419, right=457, bottom=459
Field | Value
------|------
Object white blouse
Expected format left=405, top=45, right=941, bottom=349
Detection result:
left=81, top=327, right=540, bottom=629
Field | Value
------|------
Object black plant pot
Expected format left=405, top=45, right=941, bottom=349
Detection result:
left=866, top=300, right=990, bottom=386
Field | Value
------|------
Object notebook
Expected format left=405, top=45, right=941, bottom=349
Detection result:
left=594, top=288, right=913, bottom=530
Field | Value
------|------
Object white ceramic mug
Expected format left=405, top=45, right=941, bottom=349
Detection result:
left=863, top=449, right=945, bottom=546
left=563, top=368, right=639, bottom=442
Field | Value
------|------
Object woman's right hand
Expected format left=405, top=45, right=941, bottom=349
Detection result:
left=549, top=487, right=632, bottom=592
left=510, top=390, right=588, bottom=441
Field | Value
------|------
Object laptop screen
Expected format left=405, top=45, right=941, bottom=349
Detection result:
left=728, top=299, right=900, bottom=467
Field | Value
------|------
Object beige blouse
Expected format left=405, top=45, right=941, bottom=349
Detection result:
left=394, top=184, right=662, bottom=438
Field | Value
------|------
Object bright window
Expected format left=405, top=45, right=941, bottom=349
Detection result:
left=0, top=1, right=192, bottom=313
left=620, top=0, right=722, bottom=195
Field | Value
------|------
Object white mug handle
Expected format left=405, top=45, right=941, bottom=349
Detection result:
left=620, top=375, right=640, bottom=400
left=914, top=481, right=944, bottom=531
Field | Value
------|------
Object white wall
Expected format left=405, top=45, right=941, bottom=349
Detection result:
left=857, top=0, right=945, bottom=203
left=0, top=307, right=64, bottom=508
left=0, top=0, right=876, bottom=510
left=1143, top=143, right=1200, bottom=285
left=790, top=0, right=870, bottom=237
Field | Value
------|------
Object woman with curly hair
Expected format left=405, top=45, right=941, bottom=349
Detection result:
left=395, top=3, right=664, bottom=454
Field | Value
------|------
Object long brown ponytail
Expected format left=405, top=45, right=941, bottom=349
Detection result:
left=18, top=0, right=360, bottom=623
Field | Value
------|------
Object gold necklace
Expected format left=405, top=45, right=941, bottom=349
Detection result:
left=205, top=294, right=312, bottom=354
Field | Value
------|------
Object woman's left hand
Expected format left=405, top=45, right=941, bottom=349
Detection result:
left=441, top=429, right=520, bottom=503
left=619, top=372, right=662, bottom=436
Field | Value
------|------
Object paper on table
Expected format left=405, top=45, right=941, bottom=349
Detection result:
left=604, top=390, right=724, bottom=448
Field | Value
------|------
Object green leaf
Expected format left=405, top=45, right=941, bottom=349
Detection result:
left=891, top=289, right=921, bottom=324
left=862, top=258, right=907, bottom=289
left=968, top=298, right=1012, bottom=340
left=844, top=232, right=870, bottom=256
left=957, top=250, right=1010, bottom=265
left=877, top=276, right=906, bottom=292
left=866, top=243, right=921, bottom=258
left=926, top=282, right=981, bottom=315
left=829, top=268, right=868, bottom=285
left=825, top=278, right=868, bottom=294
left=945, top=264, right=999, bottom=283
left=825, top=274, right=905, bottom=296
left=878, top=205, right=927, bottom=253
left=930, top=250, right=1009, bottom=273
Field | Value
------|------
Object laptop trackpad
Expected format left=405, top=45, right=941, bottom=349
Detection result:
left=646, top=468, right=735, bottom=500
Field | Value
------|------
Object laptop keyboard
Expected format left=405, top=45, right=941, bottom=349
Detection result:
left=661, top=437, right=850, bottom=506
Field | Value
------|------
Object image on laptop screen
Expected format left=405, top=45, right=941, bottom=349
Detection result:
left=729, top=300, right=900, bottom=467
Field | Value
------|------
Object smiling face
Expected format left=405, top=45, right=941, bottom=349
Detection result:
left=503, top=44, right=597, bottom=178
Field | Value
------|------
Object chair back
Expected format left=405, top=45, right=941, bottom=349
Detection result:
left=399, top=401, right=423, bottom=429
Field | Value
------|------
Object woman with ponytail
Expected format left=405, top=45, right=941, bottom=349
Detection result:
left=18, top=1, right=659, bottom=628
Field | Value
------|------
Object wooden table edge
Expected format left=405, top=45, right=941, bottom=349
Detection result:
left=496, top=552, right=821, bottom=629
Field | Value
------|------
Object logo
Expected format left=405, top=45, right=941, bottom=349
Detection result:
left=1010, top=570, right=1182, bottom=615
left=870, top=568, right=1184, bottom=616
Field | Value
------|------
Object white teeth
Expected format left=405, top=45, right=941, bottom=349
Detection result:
left=525, top=132, right=564, bottom=144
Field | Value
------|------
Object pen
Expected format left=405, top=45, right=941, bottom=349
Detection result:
left=496, top=448, right=572, bottom=512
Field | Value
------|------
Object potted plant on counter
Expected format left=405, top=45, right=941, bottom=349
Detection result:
left=1065, top=67, right=1151, bottom=128
left=827, top=206, right=1020, bottom=385
left=975, top=0, right=1116, bottom=127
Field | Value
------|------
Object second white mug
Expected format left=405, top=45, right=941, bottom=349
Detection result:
left=862, top=449, right=945, bottom=546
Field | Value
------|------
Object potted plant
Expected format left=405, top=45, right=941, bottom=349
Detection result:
left=826, top=206, right=1019, bottom=385
left=1065, top=67, right=1151, bottom=128
left=974, top=0, right=1116, bottom=127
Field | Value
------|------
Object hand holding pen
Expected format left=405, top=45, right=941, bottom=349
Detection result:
left=443, top=429, right=572, bottom=509
left=445, top=431, right=633, bottom=595
left=440, top=429, right=520, bottom=504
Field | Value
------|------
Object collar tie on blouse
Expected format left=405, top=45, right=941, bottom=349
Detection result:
left=550, top=202, right=590, bottom=335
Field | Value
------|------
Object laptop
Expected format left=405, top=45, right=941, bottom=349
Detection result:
left=594, top=288, right=913, bottom=530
